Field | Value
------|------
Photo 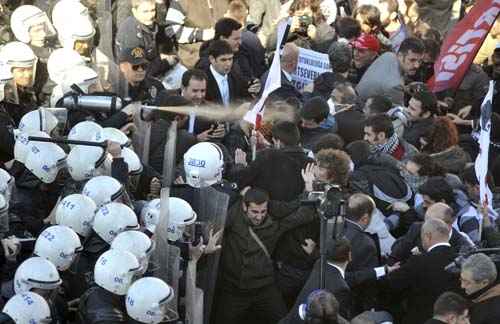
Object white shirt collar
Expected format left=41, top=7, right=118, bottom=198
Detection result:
left=210, top=64, right=227, bottom=82
left=282, top=70, right=292, bottom=82
left=327, top=262, right=345, bottom=279
left=427, top=242, right=451, bottom=252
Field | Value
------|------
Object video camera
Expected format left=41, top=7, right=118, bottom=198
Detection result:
left=445, top=247, right=500, bottom=274
left=304, top=182, right=345, bottom=219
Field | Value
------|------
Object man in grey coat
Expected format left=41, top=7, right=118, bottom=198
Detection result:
left=356, top=37, right=425, bottom=106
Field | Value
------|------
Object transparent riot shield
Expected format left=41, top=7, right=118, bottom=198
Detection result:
left=193, top=187, right=229, bottom=324
left=131, top=107, right=152, bottom=164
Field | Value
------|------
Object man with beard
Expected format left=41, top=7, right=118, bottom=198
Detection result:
left=356, top=37, right=424, bottom=105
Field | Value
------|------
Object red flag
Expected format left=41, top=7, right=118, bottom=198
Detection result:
left=428, top=0, right=500, bottom=92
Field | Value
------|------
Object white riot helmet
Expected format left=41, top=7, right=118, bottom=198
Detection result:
left=18, top=108, right=59, bottom=135
left=3, top=292, right=51, bottom=324
left=67, top=145, right=109, bottom=181
left=111, top=231, right=154, bottom=275
left=126, top=277, right=175, bottom=324
left=0, top=168, right=14, bottom=202
left=122, top=148, right=143, bottom=175
left=94, top=249, right=141, bottom=295
left=82, top=175, right=124, bottom=207
left=60, top=65, right=98, bottom=95
left=0, top=42, right=38, bottom=88
left=59, top=16, right=95, bottom=57
left=55, top=194, right=96, bottom=237
left=93, top=202, right=139, bottom=244
left=13, top=130, right=49, bottom=164
left=183, top=142, right=224, bottom=188
left=14, top=257, right=62, bottom=294
left=24, top=142, right=66, bottom=184
left=68, top=121, right=103, bottom=146
left=140, top=199, right=160, bottom=234
left=52, top=0, right=91, bottom=32
left=95, top=127, right=131, bottom=147
left=10, top=5, right=56, bottom=44
left=167, top=197, right=197, bottom=241
left=47, top=48, right=86, bottom=85
left=104, top=147, right=141, bottom=176
left=34, top=225, right=83, bottom=271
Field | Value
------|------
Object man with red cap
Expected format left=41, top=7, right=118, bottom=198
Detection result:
left=352, top=33, right=380, bottom=83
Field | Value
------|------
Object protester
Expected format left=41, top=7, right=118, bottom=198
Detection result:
left=0, top=1, right=499, bottom=323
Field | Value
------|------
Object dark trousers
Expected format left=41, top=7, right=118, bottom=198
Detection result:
left=213, top=284, right=287, bottom=324
left=275, top=262, right=311, bottom=309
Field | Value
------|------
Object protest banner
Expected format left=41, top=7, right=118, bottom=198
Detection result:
left=428, top=0, right=500, bottom=92
left=291, top=47, right=331, bottom=91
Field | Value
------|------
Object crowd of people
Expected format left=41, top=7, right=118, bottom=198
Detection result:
left=0, top=0, right=499, bottom=323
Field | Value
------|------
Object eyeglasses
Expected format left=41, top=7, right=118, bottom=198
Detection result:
left=132, top=63, right=148, bottom=71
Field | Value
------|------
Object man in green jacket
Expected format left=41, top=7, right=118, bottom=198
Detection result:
left=213, top=187, right=317, bottom=323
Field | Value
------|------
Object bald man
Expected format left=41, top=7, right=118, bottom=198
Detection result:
left=389, top=202, right=474, bottom=264
left=381, top=218, right=462, bottom=324
left=260, top=42, right=302, bottom=102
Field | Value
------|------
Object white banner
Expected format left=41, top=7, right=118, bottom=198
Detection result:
left=291, top=47, right=331, bottom=91
left=475, top=80, right=494, bottom=214
left=243, top=18, right=290, bottom=126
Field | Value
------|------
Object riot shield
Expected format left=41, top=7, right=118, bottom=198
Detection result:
left=131, top=108, right=151, bottom=164
left=193, top=186, right=229, bottom=324
left=151, top=187, right=180, bottom=321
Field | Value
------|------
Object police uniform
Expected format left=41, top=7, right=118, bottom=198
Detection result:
left=0, top=101, right=25, bottom=165
left=115, top=16, right=163, bottom=77
left=119, top=46, right=165, bottom=104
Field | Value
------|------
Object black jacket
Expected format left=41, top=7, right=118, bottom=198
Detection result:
left=389, top=222, right=474, bottom=264
left=0, top=102, right=19, bottom=165
left=78, top=286, right=130, bottom=324
left=219, top=200, right=316, bottom=290
left=279, top=261, right=352, bottom=323
left=301, top=127, right=333, bottom=152
left=403, top=118, right=434, bottom=148
left=202, top=65, right=249, bottom=106
left=260, top=70, right=302, bottom=103
left=70, top=231, right=110, bottom=299
left=343, top=219, right=381, bottom=313
left=423, top=320, right=447, bottom=324
left=229, top=146, right=312, bottom=202
left=127, top=77, right=165, bottom=104
left=380, top=245, right=461, bottom=324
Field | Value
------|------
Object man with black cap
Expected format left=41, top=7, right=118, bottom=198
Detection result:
left=300, top=96, right=333, bottom=152
left=118, top=46, right=165, bottom=104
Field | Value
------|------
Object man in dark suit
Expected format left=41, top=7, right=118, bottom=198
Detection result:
left=279, top=237, right=353, bottom=323
left=389, top=203, right=475, bottom=265
left=260, top=42, right=302, bottom=103
left=343, top=193, right=382, bottom=313
left=381, top=218, right=462, bottom=324
left=202, top=39, right=253, bottom=106
left=424, top=292, right=471, bottom=324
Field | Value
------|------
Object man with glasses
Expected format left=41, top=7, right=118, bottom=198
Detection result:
left=118, top=46, right=165, bottom=104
